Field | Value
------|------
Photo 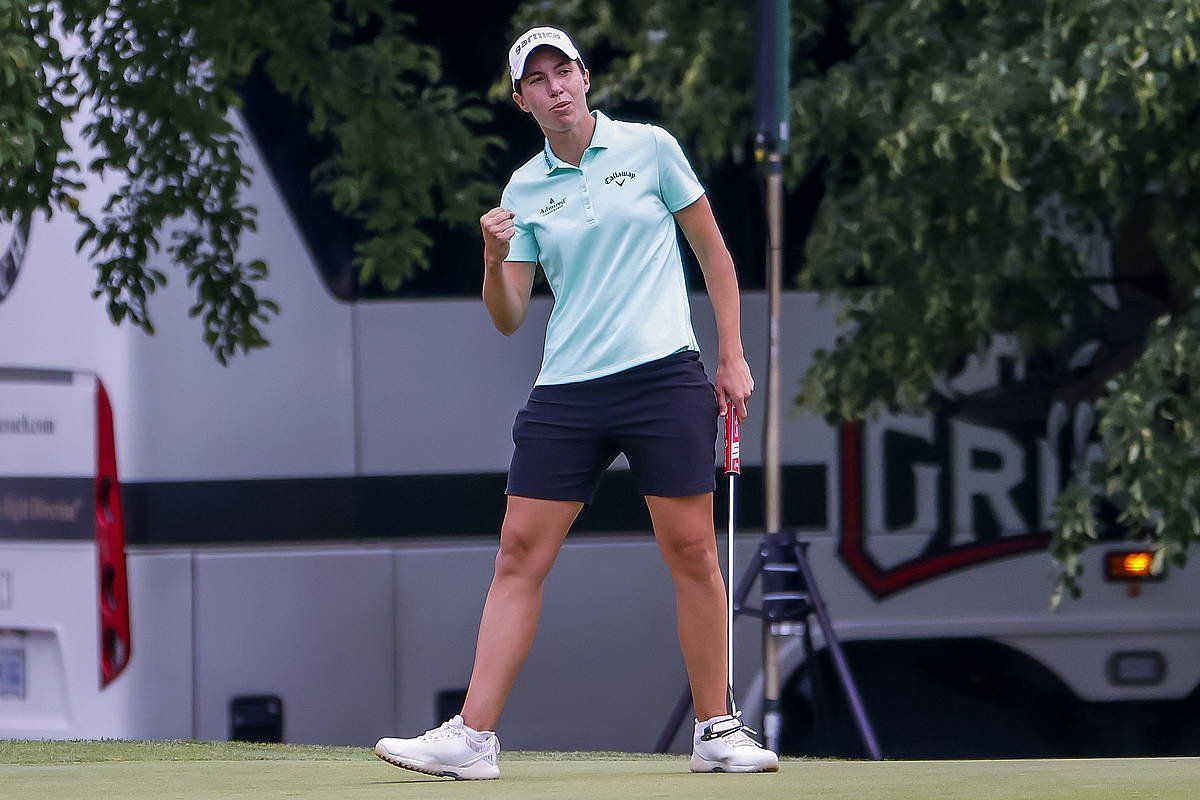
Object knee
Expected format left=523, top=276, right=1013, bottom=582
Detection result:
left=494, top=521, right=556, bottom=583
left=661, top=534, right=720, bottom=583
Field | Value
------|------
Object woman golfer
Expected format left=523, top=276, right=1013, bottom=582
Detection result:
left=375, top=26, right=778, bottom=779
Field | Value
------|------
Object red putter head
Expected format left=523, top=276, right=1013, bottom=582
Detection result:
left=724, top=400, right=740, bottom=476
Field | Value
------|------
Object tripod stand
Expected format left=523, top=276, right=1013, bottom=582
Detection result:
left=654, top=529, right=883, bottom=759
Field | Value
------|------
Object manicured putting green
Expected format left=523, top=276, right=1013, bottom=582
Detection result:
left=1, top=740, right=1196, bottom=799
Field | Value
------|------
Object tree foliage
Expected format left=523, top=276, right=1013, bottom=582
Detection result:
left=1053, top=298, right=1200, bottom=603
left=3, top=0, right=497, bottom=363
left=503, top=0, right=1200, bottom=599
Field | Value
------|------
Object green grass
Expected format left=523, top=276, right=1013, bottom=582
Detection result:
left=0, top=738, right=373, bottom=765
left=0, top=739, right=686, bottom=765
left=1, top=740, right=1197, bottom=800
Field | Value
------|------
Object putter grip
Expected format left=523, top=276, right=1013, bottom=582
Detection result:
left=723, top=400, right=740, bottom=475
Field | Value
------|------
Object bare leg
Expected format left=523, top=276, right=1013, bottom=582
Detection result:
left=646, top=492, right=729, bottom=721
left=459, top=495, right=583, bottom=731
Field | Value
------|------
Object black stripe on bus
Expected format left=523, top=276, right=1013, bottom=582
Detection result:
left=118, top=465, right=827, bottom=545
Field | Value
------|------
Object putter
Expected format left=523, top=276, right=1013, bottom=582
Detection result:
left=723, top=398, right=740, bottom=717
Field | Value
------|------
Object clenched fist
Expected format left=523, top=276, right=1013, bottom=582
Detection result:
left=480, top=207, right=516, bottom=265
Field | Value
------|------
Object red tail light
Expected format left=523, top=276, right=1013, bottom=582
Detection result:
left=96, top=378, right=131, bottom=687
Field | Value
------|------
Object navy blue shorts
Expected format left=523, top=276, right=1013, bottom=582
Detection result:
left=506, top=349, right=719, bottom=504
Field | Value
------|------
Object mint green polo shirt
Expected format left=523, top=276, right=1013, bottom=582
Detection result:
left=501, top=110, right=706, bottom=385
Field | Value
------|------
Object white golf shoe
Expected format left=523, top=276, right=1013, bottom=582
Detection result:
left=374, top=714, right=501, bottom=780
left=690, top=712, right=780, bottom=773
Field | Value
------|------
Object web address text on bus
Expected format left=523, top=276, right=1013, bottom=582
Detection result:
left=0, top=415, right=54, bottom=435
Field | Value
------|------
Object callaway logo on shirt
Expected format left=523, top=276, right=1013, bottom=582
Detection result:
left=605, top=170, right=636, bottom=186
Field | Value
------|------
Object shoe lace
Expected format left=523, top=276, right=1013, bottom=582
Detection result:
left=421, top=720, right=462, bottom=742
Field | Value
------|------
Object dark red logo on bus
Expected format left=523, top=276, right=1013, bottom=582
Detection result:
left=837, top=420, right=1054, bottom=599
left=0, top=213, right=30, bottom=306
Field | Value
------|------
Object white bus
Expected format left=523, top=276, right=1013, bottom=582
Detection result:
left=1, top=108, right=1197, bottom=757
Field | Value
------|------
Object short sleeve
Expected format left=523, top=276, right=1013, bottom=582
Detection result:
left=653, top=126, right=705, bottom=213
left=500, top=186, right=540, bottom=263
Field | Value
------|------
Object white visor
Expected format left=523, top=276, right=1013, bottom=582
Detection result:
left=508, top=27, right=583, bottom=90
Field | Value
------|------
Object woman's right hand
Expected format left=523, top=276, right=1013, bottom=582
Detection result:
left=480, top=207, right=515, bottom=265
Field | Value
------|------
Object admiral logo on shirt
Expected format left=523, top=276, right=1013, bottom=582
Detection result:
left=605, top=170, right=636, bottom=186
left=540, top=196, right=567, bottom=216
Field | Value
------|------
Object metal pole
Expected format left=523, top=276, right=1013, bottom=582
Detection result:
left=754, top=0, right=789, bottom=753
left=763, top=156, right=784, bottom=540
left=761, top=154, right=785, bottom=752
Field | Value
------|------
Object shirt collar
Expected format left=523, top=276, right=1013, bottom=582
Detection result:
left=542, top=110, right=612, bottom=174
